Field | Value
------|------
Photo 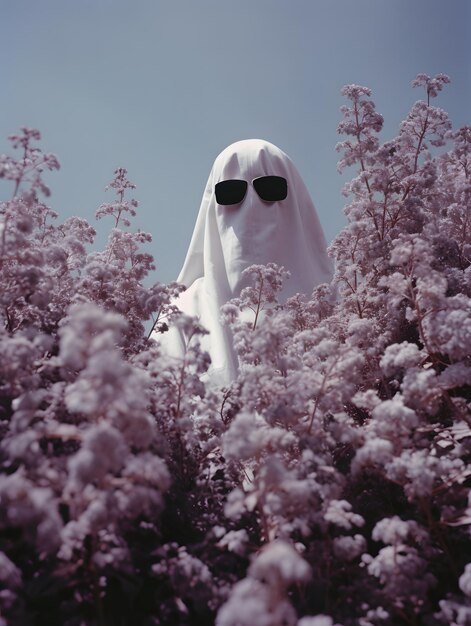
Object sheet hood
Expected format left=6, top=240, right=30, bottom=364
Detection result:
left=158, top=139, right=333, bottom=384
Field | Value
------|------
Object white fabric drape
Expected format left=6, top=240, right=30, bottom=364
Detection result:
left=155, top=139, right=333, bottom=384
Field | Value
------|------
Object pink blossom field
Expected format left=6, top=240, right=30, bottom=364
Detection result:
left=0, top=74, right=470, bottom=626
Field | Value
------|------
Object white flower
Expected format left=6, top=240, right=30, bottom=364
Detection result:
left=324, top=500, right=364, bottom=530
left=297, top=617, right=334, bottom=626
left=333, top=534, right=367, bottom=561
left=249, top=540, right=311, bottom=588
left=216, top=578, right=297, bottom=626
left=459, top=563, right=471, bottom=598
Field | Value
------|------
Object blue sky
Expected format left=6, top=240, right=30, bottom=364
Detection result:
left=1, top=0, right=470, bottom=283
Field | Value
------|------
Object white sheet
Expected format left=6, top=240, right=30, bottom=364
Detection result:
left=155, top=139, right=333, bottom=384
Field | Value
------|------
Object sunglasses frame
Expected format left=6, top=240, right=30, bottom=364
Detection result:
left=215, top=176, right=288, bottom=206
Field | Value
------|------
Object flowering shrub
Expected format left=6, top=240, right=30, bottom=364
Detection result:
left=1, top=74, right=470, bottom=626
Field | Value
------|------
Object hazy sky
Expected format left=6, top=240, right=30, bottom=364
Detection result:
left=2, top=0, right=470, bottom=283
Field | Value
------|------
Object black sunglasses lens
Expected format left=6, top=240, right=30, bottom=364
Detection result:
left=215, top=179, right=248, bottom=205
left=253, top=176, right=288, bottom=202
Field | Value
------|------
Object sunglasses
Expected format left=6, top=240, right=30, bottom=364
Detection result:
left=215, top=176, right=288, bottom=205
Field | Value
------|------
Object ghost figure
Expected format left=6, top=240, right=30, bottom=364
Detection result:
left=157, top=139, right=333, bottom=384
